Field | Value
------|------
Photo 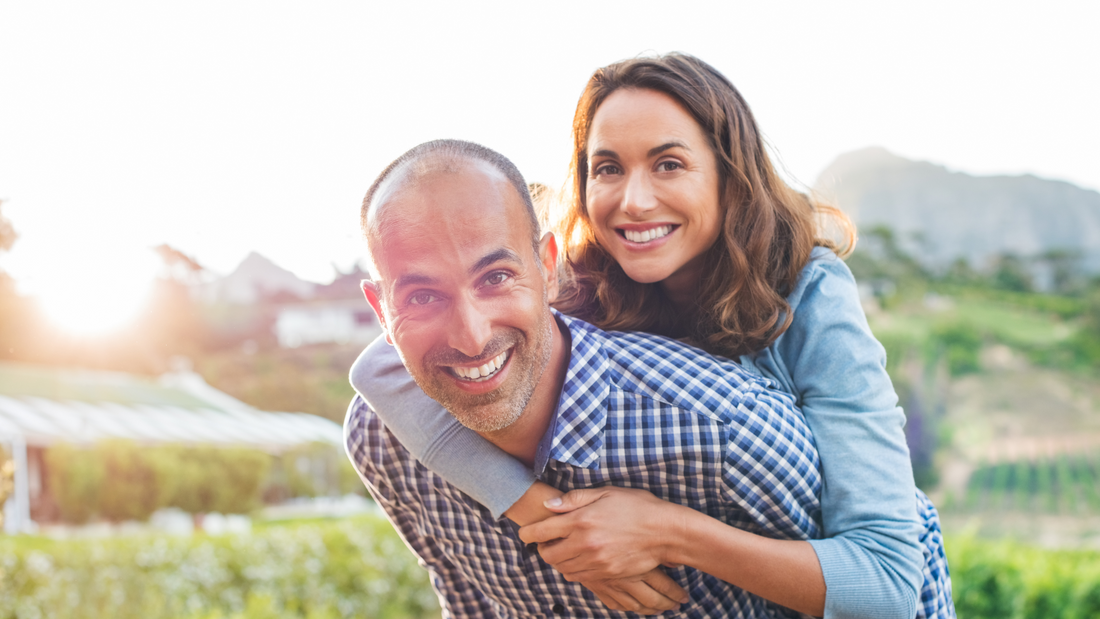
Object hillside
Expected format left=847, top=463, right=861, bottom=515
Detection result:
left=815, top=148, right=1100, bottom=276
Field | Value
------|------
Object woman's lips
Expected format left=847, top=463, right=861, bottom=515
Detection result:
left=615, top=223, right=679, bottom=247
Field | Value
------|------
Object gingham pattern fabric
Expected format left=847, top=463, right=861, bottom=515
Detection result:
left=915, top=489, right=956, bottom=618
left=346, top=313, right=952, bottom=618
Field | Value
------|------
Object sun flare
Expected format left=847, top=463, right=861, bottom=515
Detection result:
left=33, top=248, right=159, bottom=336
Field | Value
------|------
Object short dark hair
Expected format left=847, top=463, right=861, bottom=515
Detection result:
left=361, top=139, right=539, bottom=255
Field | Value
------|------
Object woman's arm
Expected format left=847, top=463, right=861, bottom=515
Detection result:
left=519, top=486, right=826, bottom=617
left=767, top=250, right=925, bottom=618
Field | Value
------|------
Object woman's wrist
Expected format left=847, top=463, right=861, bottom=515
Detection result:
left=503, top=481, right=563, bottom=526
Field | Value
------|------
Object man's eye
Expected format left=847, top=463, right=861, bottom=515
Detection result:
left=484, top=272, right=511, bottom=286
left=408, top=292, right=438, bottom=306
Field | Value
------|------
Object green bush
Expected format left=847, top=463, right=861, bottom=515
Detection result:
left=96, top=440, right=175, bottom=522
left=0, top=516, right=439, bottom=619
left=44, top=441, right=275, bottom=523
left=45, top=443, right=105, bottom=524
left=167, top=446, right=271, bottom=516
left=930, top=321, right=983, bottom=376
left=948, top=535, right=1100, bottom=619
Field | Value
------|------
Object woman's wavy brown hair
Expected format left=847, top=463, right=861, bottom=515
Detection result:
left=552, top=53, right=856, bottom=358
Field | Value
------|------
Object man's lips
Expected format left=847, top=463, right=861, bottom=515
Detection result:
left=616, top=223, right=678, bottom=243
left=445, top=349, right=510, bottom=382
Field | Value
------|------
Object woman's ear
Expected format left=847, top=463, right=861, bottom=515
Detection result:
left=361, top=279, right=393, bottom=345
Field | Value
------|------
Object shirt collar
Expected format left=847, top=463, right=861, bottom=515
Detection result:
left=533, top=311, right=610, bottom=473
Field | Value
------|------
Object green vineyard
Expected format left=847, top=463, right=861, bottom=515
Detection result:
left=959, top=453, right=1100, bottom=514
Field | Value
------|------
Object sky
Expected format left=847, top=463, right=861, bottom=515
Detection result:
left=1, top=1, right=1098, bottom=331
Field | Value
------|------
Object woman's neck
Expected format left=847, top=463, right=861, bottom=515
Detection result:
left=659, top=265, right=702, bottom=316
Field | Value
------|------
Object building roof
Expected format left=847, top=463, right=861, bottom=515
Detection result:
left=0, top=362, right=343, bottom=452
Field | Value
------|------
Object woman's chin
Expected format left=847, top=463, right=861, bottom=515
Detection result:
left=619, top=266, right=673, bottom=286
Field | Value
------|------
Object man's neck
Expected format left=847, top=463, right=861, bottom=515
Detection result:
left=476, top=314, right=569, bottom=468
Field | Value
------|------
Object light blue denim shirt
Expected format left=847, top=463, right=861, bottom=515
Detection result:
left=350, top=247, right=926, bottom=619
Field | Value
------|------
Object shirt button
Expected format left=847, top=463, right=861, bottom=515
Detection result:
left=552, top=602, right=565, bottom=615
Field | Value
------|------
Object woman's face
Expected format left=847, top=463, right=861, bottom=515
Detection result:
left=584, top=88, right=723, bottom=299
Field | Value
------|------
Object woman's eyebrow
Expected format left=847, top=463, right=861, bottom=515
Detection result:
left=648, top=141, right=688, bottom=157
left=590, top=142, right=689, bottom=161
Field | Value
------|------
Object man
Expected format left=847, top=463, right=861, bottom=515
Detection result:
left=345, top=139, right=826, bottom=618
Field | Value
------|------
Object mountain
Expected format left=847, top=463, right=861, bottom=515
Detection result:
left=815, top=148, right=1100, bottom=276
left=197, top=252, right=316, bottom=305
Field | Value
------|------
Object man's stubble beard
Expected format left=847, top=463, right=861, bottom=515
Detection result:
left=408, top=310, right=555, bottom=434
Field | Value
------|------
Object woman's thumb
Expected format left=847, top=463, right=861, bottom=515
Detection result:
left=544, top=488, right=603, bottom=513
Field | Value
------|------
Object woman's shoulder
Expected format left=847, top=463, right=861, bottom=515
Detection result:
left=787, top=246, right=858, bottom=313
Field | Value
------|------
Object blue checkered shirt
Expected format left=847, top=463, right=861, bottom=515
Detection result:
left=346, top=313, right=825, bottom=618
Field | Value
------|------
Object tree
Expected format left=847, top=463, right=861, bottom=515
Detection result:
left=992, top=252, right=1033, bottom=292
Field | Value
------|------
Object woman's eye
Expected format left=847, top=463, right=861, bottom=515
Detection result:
left=484, top=272, right=511, bottom=286
left=656, top=160, right=682, bottom=172
left=408, top=292, right=438, bottom=306
left=593, top=163, right=621, bottom=176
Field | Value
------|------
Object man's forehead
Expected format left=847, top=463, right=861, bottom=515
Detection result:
left=368, top=158, right=530, bottom=281
left=368, top=156, right=510, bottom=226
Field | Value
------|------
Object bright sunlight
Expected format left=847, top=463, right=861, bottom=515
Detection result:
left=32, top=246, right=159, bottom=335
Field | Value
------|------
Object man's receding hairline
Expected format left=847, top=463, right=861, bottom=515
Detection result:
left=367, top=154, right=511, bottom=228
left=361, top=139, right=542, bottom=278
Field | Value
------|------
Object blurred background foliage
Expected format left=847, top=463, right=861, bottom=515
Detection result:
left=0, top=516, right=440, bottom=619
left=41, top=440, right=364, bottom=525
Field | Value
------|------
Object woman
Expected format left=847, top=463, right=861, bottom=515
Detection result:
left=353, top=53, right=951, bottom=618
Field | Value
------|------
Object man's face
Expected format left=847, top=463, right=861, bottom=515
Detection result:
left=364, top=160, right=559, bottom=434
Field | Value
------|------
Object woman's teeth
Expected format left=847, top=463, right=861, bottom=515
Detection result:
left=623, top=225, right=673, bottom=243
left=451, top=350, right=509, bottom=381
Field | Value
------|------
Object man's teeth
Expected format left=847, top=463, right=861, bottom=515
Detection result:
left=451, top=350, right=509, bottom=381
left=623, top=225, right=673, bottom=243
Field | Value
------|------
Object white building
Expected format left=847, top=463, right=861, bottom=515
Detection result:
left=274, top=299, right=381, bottom=348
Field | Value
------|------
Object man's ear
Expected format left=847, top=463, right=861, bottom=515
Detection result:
left=361, top=279, right=394, bottom=345
left=538, top=232, right=559, bottom=303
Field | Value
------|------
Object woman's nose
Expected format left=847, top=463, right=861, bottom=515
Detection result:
left=620, top=171, right=658, bottom=217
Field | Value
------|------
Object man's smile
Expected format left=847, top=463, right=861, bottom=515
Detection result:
left=446, top=349, right=511, bottom=382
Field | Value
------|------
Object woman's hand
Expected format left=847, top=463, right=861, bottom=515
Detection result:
left=507, top=482, right=688, bottom=612
left=580, top=569, right=689, bottom=615
left=518, top=486, right=686, bottom=582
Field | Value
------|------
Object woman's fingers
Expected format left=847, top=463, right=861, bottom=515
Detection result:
left=543, top=487, right=607, bottom=513
left=640, top=568, right=690, bottom=603
left=581, top=570, right=686, bottom=615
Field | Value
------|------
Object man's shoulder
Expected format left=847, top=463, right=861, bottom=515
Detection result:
left=343, top=394, right=415, bottom=478
left=559, top=313, right=787, bottom=417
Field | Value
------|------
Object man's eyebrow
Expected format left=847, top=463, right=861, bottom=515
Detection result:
left=470, top=248, right=522, bottom=275
left=393, top=273, right=436, bottom=290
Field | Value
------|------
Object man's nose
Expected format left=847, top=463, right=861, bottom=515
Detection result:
left=620, top=171, right=658, bottom=217
left=447, top=295, right=493, bottom=358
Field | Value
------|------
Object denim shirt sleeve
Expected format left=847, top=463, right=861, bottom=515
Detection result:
left=744, top=248, right=924, bottom=619
left=348, top=336, right=535, bottom=518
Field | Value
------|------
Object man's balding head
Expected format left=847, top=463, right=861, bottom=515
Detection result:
left=361, top=140, right=541, bottom=275
left=356, top=140, right=564, bottom=436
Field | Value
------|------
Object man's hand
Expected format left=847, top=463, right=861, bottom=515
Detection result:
left=580, top=569, right=689, bottom=615
left=518, top=486, right=686, bottom=582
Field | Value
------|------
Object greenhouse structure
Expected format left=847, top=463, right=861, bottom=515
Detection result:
left=0, top=361, right=345, bottom=534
